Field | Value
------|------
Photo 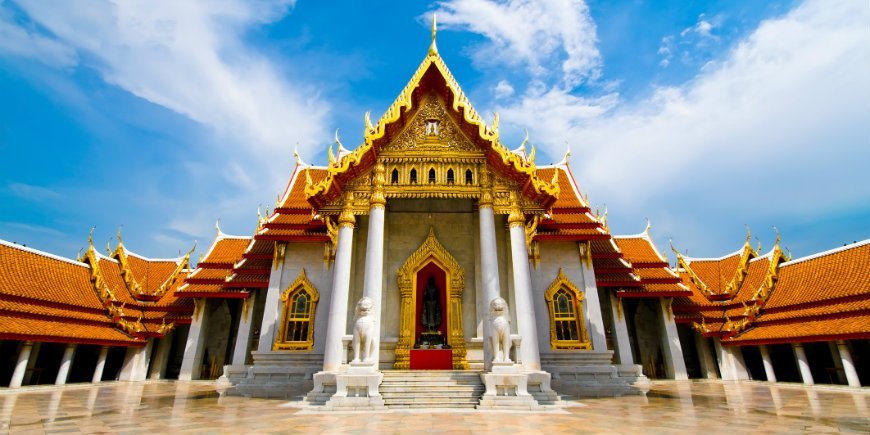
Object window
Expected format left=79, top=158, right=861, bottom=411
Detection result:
left=545, top=268, right=591, bottom=350
left=410, top=168, right=417, bottom=184
left=391, top=168, right=399, bottom=185
left=428, top=168, right=436, bottom=184
left=465, top=169, right=473, bottom=185
left=274, top=270, right=319, bottom=351
left=446, top=169, right=455, bottom=184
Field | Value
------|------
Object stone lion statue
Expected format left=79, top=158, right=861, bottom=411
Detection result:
left=489, top=297, right=512, bottom=363
left=352, top=296, right=376, bottom=363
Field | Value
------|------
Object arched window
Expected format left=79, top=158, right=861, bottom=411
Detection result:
left=391, top=168, right=399, bottom=185
left=446, top=169, right=455, bottom=184
left=410, top=168, right=418, bottom=184
left=274, top=270, right=319, bottom=351
left=428, top=168, right=436, bottom=184
left=465, top=169, right=473, bottom=185
left=545, top=268, right=591, bottom=350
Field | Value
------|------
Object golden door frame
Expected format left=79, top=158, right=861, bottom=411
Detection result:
left=394, top=228, right=468, bottom=369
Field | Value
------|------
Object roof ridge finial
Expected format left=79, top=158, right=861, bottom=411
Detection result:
left=644, top=218, right=652, bottom=236
left=293, top=142, right=307, bottom=167
left=215, top=218, right=222, bottom=237
left=429, top=13, right=438, bottom=56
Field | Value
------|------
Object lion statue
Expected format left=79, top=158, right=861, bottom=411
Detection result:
left=352, top=296, right=376, bottom=363
left=488, top=297, right=512, bottom=363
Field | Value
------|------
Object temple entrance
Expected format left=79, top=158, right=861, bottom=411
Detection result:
left=394, top=228, right=468, bottom=370
left=411, top=262, right=452, bottom=369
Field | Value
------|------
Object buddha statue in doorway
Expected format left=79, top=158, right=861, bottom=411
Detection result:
left=421, top=275, right=442, bottom=332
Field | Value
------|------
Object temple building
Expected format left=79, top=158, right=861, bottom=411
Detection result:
left=1, top=22, right=867, bottom=407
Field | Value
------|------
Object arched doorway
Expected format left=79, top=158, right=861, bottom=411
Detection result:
left=394, top=228, right=467, bottom=369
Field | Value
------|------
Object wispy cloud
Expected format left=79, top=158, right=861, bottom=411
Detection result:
left=475, top=0, right=869, bottom=253
left=432, top=0, right=601, bottom=89
left=4, top=0, right=330, bottom=181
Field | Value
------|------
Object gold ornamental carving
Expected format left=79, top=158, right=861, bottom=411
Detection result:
left=385, top=95, right=477, bottom=153
left=394, top=227, right=468, bottom=370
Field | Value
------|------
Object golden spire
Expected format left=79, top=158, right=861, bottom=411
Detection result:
left=428, top=13, right=438, bottom=57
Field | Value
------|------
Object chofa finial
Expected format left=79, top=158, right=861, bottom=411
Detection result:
left=429, top=13, right=438, bottom=56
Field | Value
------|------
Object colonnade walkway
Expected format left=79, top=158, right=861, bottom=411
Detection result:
left=1, top=380, right=868, bottom=433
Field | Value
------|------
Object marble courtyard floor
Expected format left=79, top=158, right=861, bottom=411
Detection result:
left=0, top=380, right=867, bottom=434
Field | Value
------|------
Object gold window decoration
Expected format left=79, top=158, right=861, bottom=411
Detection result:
left=545, top=268, right=592, bottom=350
left=274, top=269, right=319, bottom=351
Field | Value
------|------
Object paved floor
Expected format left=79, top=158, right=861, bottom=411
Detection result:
left=0, top=380, right=867, bottom=434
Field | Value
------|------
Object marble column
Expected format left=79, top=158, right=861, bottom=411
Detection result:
left=120, top=339, right=153, bottom=382
left=507, top=195, right=541, bottom=370
left=322, top=193, right=356, bottom=372
left=578, top=246, right=608, bottom=352
left=22, top=342, right=40, bottom=385
left=55, top=343, right=77, bottom=385
left=361, top=163, right=386, bottom=368
left=477, top=177, right=501, bottom=367
left=793, top=343, right=814, bottom=385
left=713, top=337, right=732, bottom=380
left=149, top=334, right=173, bottom=379
left=760, top=345, right=777, bottom=382
left=179, top=299, right=210, bottom=380
left=730, top=346, right=750, bottom=380
left=657, top=298, right=688, bottom=380
left=92, top=346, right=109, bottom=383
left=9, top=341, right=34, bottom=388
left=231, top=293, right=257, bottom=365
left=258, top=248, right=287, bottom=352
left=693, top=332, right=718, bottom=379
left=836, top=341, right=862, bottom=387
left=609, top=293, right=634, bottom=365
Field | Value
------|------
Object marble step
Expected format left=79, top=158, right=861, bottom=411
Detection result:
left=379, top=390, right=484, bottom=397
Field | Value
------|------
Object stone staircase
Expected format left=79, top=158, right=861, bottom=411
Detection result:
left=379, top=370, right=484, bottom=409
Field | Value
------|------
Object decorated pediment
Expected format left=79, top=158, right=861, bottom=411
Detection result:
left=304, top=28, right=559, bottom=213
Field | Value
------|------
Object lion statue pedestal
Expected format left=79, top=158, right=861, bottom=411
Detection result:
left=321, top=297, right=385, bottom=410
left=478, top=297, right=540, bottom=410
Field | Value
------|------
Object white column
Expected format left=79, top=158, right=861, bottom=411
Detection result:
left=258, top=245, right=288, bottom=353
left=508, top=210, right=541, bottom=370
left=231, top=293, right=257, bottom=365
left=730, top=346, right=750, bottom=380
left=760, top=345, right=777, bottom=382
left=478, top=203, right=501, bottom=367
left=836, top=341, right=862, bottom=387
left=713, top=337, right=733, bottom=380
left=579, top=252, right=608, bottom=352
left=149, top=334, right=173, bottom=379
left=793, top=343, right=814, bottom=385
left=179, top=299, right=210, bottom=380
left=92, top=346, right=109, bottom=383
left=9, top=341, right=34, bottom=388
left=22, top=342, right=40, bottom=385
left=322, top=196, right=356, bottom=372
left=609, top=293, right=634, bottom=365
left=694, top=332, right=718, bottom=379
left=361, top=174, right=386, bottom=368
left=657, top=298, right=688, bottom=380
left=119, top=339, right=153, bottom=382
left=55, top=343, right=77, bottom=385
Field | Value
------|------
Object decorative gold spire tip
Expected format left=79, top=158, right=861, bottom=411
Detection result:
left=428, top=13, right=438, bottom=56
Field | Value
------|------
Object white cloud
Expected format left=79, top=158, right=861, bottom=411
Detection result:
left=0, top=7, right=76, bottom=67
left=432, top=0, right=601, bottom=88
left=493, top=79, right=515, bottom=99
left=493, top=0, right=870, bottom=252
left=5, top=0, right=329, bottom=189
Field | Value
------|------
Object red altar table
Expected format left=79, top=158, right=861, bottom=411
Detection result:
left=409, top=349, right=453, bottom=370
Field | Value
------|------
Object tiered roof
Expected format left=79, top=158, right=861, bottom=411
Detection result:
left=672, top=235, right=870, bottom=345
left=0, top=234, right=193, bottom=346
left=177, top=224, right=253, bottom=298
left=612, top=228, right=689, bottom=298
left=725, top=240, right=870, bottom=345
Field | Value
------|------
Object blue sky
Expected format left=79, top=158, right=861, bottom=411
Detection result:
left=0, top=0, right=867, bottom=263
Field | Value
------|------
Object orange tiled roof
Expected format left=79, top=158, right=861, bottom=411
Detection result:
left=725, top=241, right=870, bottom=345
left=611, top=234, right=689, bottom=298
left=0, top=240, right=144, bottom=345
